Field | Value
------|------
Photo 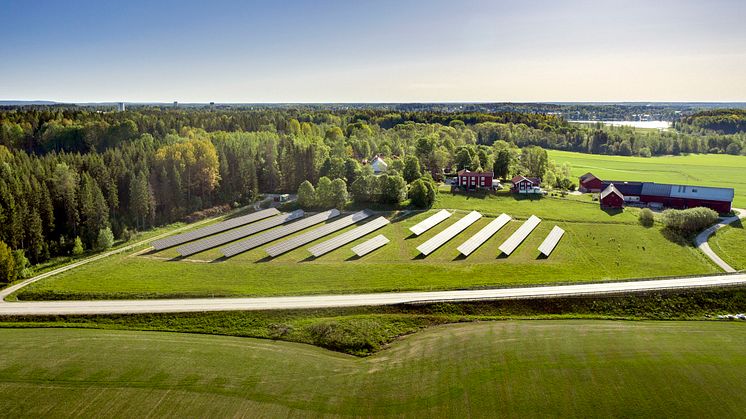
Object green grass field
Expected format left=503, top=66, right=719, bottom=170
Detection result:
left=709, top=221, right=746, bottom=271
left=14, top=192, right=717, bottom=301
left=548, top=150, right=746, bottom=208
left=1, top=321, right=744, bottom=417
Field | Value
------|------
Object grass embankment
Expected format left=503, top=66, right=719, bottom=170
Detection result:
left=1, top=321, right=745, bottom=417
left=3, top=287, right=745, bottom=356
left=548, top=149, right=746, bottom=207
left=709, top=220, right=746, bottom=270
left=15, top=192, right=717, bottom=301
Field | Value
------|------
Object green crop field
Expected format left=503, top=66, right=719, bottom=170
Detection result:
left=14, top=192, right=717, bottom=301
left=547, top=150, right=746, bottom=208
left=1, top=321, right=744, bottom=417
left=709, top=221, right=746, bottom=270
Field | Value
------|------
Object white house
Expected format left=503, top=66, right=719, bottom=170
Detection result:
left=371, top=155, right=388, bottom=174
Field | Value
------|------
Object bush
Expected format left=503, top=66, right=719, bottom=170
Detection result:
left=408, top=178, right=437, bottom=208
left=0, top=241, right=16, bottom=283
left=639, top=147, right=652, bottom=158
left=96, top=228, right=115, bottom=251
left=71, top=236, right=84, bottom=256
left=661, top=207, right=719, bottom=236
left=639, top=208, right=655, bottom=227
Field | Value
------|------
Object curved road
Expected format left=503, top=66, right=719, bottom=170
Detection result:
left=0, top=208, right=742, bottom=316
left=695, top=208, right=745, bottom=272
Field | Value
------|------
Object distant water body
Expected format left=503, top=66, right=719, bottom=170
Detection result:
left=570, top=120, right=672, bottom=129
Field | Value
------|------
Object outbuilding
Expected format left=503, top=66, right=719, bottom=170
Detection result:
left=600, top=183, right=625, bottom=208
left=579, top=172, right=603, bottom=192
left=370, top=155, right=388, bottom=174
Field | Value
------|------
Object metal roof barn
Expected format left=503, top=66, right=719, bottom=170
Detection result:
left=417, top=211, right=482, bottom=256
left=409, top=209, right=452, bottom=236
left=221, top=209, right=339, bottom=258
left=351, top=235, right=390, bottom=257
left=538, top=225, right=565, bottom=257
left=151, top=208, right=280, bottom=250
left=264, top=210, right=374, bottom=257
left=308, top=217, right=390, bottom=257
left=456, top=213, right=511, bottom=256
left=498, top=215, right=542, bottom=255
left=177, top=210, right=303, bottom=257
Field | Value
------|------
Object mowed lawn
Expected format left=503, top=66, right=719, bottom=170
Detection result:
left=1, top=321, right=745, bottom=417
left=709, top=221, right=746, bottom=270
left=548, top=150, right=746, bottom=208
left=16, top=193, right=717, bottom=300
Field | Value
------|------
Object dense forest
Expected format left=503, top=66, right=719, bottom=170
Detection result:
left=1, top=106, right=744, bottom=279
left=678, top=109, right=746, bottom=135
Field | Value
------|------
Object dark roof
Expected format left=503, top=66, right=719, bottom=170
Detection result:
left=511, top=175, right=541, bottom=185
left=579, top=172, right=598, bottom=182
left=600, top=183, right=624, bottom=200
left=601, top=180, right=643, bottom=196
left=641, top=183, right=672, bottom=197
left=458, top=169, right=494, bottom=177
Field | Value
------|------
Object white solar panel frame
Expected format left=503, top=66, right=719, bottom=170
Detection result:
left=351, top=235, right=390, bottom=257
left=416, top=211, right=482, bottom=256
left=538, top=225, right=565, bottom=256
left=221, top=209, right=340, bottom=258
left=264, top=210, right=374, bottom=257
left=176, top=210, right=303, bottom=256
left=151, top=208, right=280, bottom=250
left=308, top=217, right=390, bottom=257
left=498, top=215, right=542, bottom=255
left=456, top=213, right=512, bottom=256
left=409, top=209, right=452, bottom=236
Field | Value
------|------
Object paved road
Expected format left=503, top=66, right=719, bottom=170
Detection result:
left=695, top=208, right=745, bottom=273
left=0, top=273, right=744, bottom=315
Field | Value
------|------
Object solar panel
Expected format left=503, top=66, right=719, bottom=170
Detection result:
left=264, top=209, right=374, bottom=257
left=456, top=213, right=512, bottom=256
left=538, top=225, right=565, bottom=256
left=177, top=210, right=304, bottom=257
left=498, top=215, right=541, bottom=256
left=221, top=209, right=340, bottom=258
left=151, top=208, right=280, bottom=250
left=409, top=209, right=452, bottom=236
left=351, top=234, right=390, bottom=257
left=417, top=211, right=482, bottom=256
left=308, top=217, right=390, bottom=257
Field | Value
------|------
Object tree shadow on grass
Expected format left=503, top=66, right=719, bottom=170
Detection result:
left=660, top=227, right=691, bottom=246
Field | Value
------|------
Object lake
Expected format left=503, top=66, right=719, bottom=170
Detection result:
left=570, top=120, right=672, bottom=129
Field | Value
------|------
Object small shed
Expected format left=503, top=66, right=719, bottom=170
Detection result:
left=370, top=156, right=388, bottom=174
left=579, top=172, right=603, bottom=192
left=600, top=183, right=625, bottom=208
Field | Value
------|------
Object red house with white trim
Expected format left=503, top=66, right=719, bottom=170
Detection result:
left=579, top=172, right=604, bottom=192
left=511, top=175, right=541, bottom=193
left=457, top=169, right=494, bottom=190
left=600, top=184, right=625, bottom=208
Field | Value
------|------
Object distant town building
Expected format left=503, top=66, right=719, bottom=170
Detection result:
left=117, top=102, right=126, bottom=112
left=370, top=155, right=388, bottom=173
left=173, top=101, right=178, bottom=108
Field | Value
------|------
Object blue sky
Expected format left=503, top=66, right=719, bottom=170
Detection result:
left=1, top=0, right=745, bottom=102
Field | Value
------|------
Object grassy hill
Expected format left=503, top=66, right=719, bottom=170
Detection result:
left=1, top=322, right=745, bottom=417
left=709, top=221, right=746, bottom=270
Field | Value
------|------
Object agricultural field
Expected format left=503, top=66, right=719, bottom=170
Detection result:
left=1, top=321, right=745, bottom=417
left=709, top=221, right=746, bottom=271
left=547, top=150, right=746, bottom=208
left=15, top=193, right=717, bottom=301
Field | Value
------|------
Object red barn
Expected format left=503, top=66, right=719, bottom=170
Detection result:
left=579, top=172, right=603, bottom=192
left=457, top=169, right=494, bottom=190
left=600, top=184, right=625, bottom=208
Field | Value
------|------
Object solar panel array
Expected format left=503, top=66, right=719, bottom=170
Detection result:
left=151, top=208, right=280, bottom=250
left=308, top=217, right=390, bottom=257
left=264, top=210, right=374, bottom=257
left=498, top=215, right=541, bottom=256
left=417, top=211, right=482, bottom=256
left=222, top=209, right=340, bottom=258
left=176, top=210, right=304, bottom=257
left=538, top=225, right=565, bottom=256
left=409, top=209, right=452, bottom=236
left=351, top=235, right=390, bottom=257
left=456, top=213, right=512, bottom=256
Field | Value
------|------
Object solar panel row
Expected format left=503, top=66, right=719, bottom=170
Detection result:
left=177, top=210, right=304, bottom=257
left=151, top=208, right=280, bottom=250
left=308, top=217, right=390, bottom=257
left=498, top=215, right=541, bottom=255
left=409, top=209, right=452, bottom=236
left=264, top=209, right=374, bottom=257
left=351, top=234, right=390, bottom=257
left=417, top=211, right=482, bottom=256
left=456, top=213, right=511, bottom=256
left=538, top=225, right=565, bottom=256
left=222, top=209, right=340, bottom=258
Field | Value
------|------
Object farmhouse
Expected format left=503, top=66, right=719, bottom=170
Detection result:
left=582, top=173, right=734, bottom=213
left=457, top=169, right=494, bottom=190
left=511, top=175, right=541, bottom=193
left=600, top=184, right=625, bottom=208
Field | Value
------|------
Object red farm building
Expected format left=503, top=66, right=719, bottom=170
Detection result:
left=600, top=184, right=625, bottom=208
left=457, top=169, right=494, bottom=190
left=579, top=172, right=603, bottom=192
